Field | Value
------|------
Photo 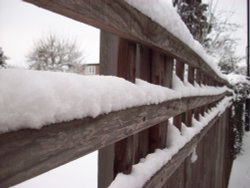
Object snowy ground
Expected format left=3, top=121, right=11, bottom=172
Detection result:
left=12, top=152, right=98, bottom=188
left=229, top=131, right=250, bottom=188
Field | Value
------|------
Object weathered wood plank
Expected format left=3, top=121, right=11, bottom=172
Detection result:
left=194, top=69, right=201, bottom=120
left=98, top=144, right=114, bottom=188
left=164, top=56, right=174, bottom=88
left=135, top=44, right=151, bottom=161
left=143, top=108, right=230, bottom=188
left=174, top=60, right=185, bottom=129
left=135, top=44, right=151, bottom=81
left=114, top=38, right=137, bottom=175
left=98, top=31, right=119, bottom=188
left=0, top=93, right=230, bottom=187
left=188, top=66, right=194, bottom=85
left=186, top=65, right=195, bottom=126
left=149, top=51, right=167, bottom=153
left=99, top=31, right=137, bottom=185
left=23, top=0, right=229, bottom=85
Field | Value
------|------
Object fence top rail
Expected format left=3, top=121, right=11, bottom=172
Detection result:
left=24, top=0, right=229, bottom=86
left=0, top=92, right=231, bottom=188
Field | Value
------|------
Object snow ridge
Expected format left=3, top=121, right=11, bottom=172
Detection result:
left=124, top=0, right=227, bottom=80
left=0, top=69, right=231, bottom=133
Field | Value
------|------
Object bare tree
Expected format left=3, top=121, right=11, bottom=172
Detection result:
left=174, top=0, right=245, bottom=74
left=0, top=47, right=8, bottom=69
left=204, top=11, right=245, bottom=74
left=27, top=34, right=85, bottom=73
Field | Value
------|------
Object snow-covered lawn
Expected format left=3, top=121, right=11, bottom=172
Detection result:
left=229, top=132, right=250, bottom=188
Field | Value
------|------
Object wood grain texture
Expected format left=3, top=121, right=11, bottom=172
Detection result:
left=174, top=60, right=185, bottom=129
left=114, top=38, right=137, bottom=175
left=186, top=65, right=195, bottom=126
left=164, top=56, right=174, bottom=88
left=143, top=108, right=231, bottom=188
left=0, top=93, right=230, bottom=187
left=23, top=0, right=229, bottom=86
left=149, top=50, right=168, bottom=152
left=98, top=145, right=114, bottom=188
left=162, top=108, right=232, bottom=188
left=99, top=31, right=119, bottom=75
left=98, top=31, right=119, bottom=188
left=99, top=31, right=137, bottom=182
left=135, top=45, right=151, bottom=161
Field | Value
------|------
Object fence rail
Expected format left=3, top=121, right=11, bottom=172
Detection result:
left=0, top=1, right=234, bottom=188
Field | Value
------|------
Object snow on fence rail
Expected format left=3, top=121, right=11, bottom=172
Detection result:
left=0, top=1, right=234, bottom=188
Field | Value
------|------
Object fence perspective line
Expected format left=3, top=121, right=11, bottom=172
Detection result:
left=0, top=1, right=234, bottom=188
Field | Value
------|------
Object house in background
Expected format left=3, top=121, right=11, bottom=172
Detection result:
left=84, top=63, right=100, bottom=75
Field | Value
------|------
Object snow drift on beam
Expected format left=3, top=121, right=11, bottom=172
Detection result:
left=0, top=69, right=230, bottom=133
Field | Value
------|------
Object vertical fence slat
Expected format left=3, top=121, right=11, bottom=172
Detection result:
left=148, top=51, right=167, bottom=153
left=114, top=38, right=137, bottom=175
left=98, top=31, right=118, bottom=188
left=186, top=65, right=194, bottom=126
left=98, top=31, right=137, bottom=188
left=164, top=56, right=174, bottom=88
left=134, top=44, right=151, bottom=162
left=174, top=60, right=185, bottom=129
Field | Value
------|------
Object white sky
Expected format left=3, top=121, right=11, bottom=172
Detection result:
left=0, top=0, right=247, bottom=67
left=204, top=0, right=247, bottom=62
left=0, top=0, right=100, bottom=66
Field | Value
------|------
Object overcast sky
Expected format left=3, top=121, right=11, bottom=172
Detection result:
left=0, top=0, right=247, bottom=67
left=0, top=0, right=100, bottom=66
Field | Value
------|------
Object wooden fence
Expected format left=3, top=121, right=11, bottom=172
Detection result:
left=0, top=1, right=234, bottom=187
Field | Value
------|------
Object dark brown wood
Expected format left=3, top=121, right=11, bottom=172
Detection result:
left=0, top=93, right=231, bottom=188
left=185, top=110, right=193, bottom=127
left=24, top=0, right=229, bottom=86
left=175, top=60, right=184, bottom=81
left=99, top=31, right=119, bottom=75
left=174, top=60, right=185, bottom=129
left=135, top=45, right=151, bottom=162
left=151, top=51, right=165, bottom=84
left=174, top=114, right=183, bottom=130
left=144, top=108, right=230, bottom=188
left=113, top=37, right=137, bottom=175
left=186, top=66, right=195, bottom=126
left=135, top=44, right=151, bottom=81
left=114, top=136, right=135, bottom=175
left=98, top=30, right=118, bottom=188
left=194, top=69, right=201, bottom=120
left=99, top=31, right=137, bottom=184
left=196, top=69, right=201, bottom=86
left=164, top=56, right=174, bottom=88
left=188, top=66, right=194, bottom=84
left=149, top=51, right=168, bottom=152
left=98, top=145, right=114, bottom=188
left=136, top=129, right=149, bottom=162
left=117, top=38, right=136, bottom=82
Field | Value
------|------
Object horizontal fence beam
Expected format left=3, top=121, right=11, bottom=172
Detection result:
left=0, top=92, right=230, bottom=187
left=23, top=0, right=229, bottom=86
left=143, top=108, right=229, bottom=188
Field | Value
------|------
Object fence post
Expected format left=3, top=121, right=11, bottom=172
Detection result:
left=98, top=30, right=137, bottom=187
left=98, top=31, right=118, bottom=188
